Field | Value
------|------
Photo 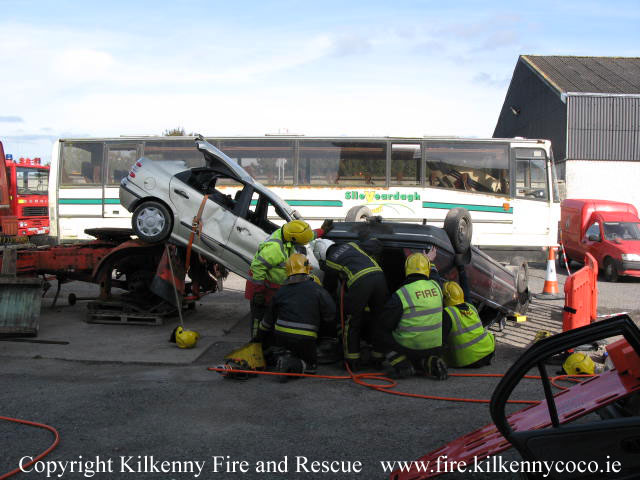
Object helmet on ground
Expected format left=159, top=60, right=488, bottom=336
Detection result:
left=282, top=220, right=313, bottom=245
left=313, top=238, right=335, bottom=262
left=443, top=281, right=464, bottom=307
left=286, top=253, right=311, bottom=277
left=405, top=253, right=431, bottom=277
left=310, top=274, right=323, bottom=286
left=173, top=326, right=200, bottom=349
left=563, top=352, right=595, bottom=375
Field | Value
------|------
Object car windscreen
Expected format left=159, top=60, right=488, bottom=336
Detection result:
left=604, top=222, right=640, bottom=241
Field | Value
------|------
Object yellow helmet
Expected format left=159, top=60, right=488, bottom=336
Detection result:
left=563, top=353, right=595, bottom=375
left=282, top=220, right=314, bottom=245
left=174, top=326, right=200, bottom=349
left=405, top=253, right=431, bottom=277
left=286, top=253, right=311, bottom=277
left=310, top=274, right=322, bottom=286
left=443, top=281, right=464, bottom=307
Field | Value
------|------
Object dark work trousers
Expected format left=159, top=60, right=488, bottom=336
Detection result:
left=377, top=318, right=452, bottom=368
left=274, top=333, right=317, bottom=367
left=250, top=298, right=268, bottom=339
left=341, top=272, right=388, bottom=362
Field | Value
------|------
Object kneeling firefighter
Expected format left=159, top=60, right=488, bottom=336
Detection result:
left=245, top=219, right=333, bottom=340
left=314, top=238, right=388, bottom=371
left=257, top=253, right=336, bottom=380
left=376, top=253, right=450, bottom=379
left=442, top=277, right=495, bottom=368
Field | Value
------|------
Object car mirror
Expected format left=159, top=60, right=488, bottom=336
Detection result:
left=588, top=234, right=600, bottom=242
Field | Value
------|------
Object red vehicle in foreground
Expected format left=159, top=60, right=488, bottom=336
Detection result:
left=2, top=150, right=50, bottom=241
left=559, top=199, right=640, bottom=282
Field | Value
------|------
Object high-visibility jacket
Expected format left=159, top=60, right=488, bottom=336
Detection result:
left=249, top=229, right=296, bottom=292
left=325, top=242, right=382, bottom=288
left=444, top=303, right=495, bottom=367
left=392, top=279, right=443, bottom=350
left=260, top=275, right=336, bottom=339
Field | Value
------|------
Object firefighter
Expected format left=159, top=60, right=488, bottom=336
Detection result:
left=257, top=253, right=336, bottom=381
left=376, top=253, right=450, bottom=379
left=314, top=237, right=388, bottom=371
left=442, top=280, right=495, bottom=368
left=245, top=219, right=333, bottom=339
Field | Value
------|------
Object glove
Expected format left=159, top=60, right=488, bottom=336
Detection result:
left=320, top=219, right=334, bottom=235
left=253, top=292, right=265, bottom=306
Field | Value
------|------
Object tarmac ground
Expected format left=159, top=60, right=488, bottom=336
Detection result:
left=1, top=264, right=639, bottom=479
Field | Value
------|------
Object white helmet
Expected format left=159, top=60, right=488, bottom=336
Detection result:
left=313, top=238, right=335, bottom=262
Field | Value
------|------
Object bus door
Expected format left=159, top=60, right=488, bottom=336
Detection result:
left=104, top=143, right=140, bottom=218
left=511, top=148, right=553, bottom=242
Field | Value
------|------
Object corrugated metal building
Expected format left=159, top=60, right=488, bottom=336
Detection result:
left=494, top=55, right=640, bottom=210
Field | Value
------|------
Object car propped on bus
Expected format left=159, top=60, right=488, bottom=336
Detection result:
left=49, top=136, right=560, bottom=262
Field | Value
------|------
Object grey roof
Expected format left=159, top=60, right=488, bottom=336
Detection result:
left=522, top=55, right=640, bottom=95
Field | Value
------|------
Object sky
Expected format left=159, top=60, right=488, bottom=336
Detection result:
left=1, top=0, right=639, bottom=163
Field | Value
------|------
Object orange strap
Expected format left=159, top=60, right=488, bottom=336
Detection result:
left=185, top=194, right=209, bottom=269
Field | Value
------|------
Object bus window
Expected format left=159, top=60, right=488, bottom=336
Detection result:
left=218, top=139, right=293, bottom=186
left=61, top=142, right=103, bottom=186
left=142, top=140, right=204, bottom=168
left=515, top=148, right=548, bottom=201
left=391, top=143, right=421, bottom=186
left=298, top=141, right=386, bottom=186
left=106, top=144, right=139, bottom=185
left=425, top=143, right=509, bottom=195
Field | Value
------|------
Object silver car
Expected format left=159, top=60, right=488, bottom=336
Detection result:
left=119, top=139, right=306, bottom=279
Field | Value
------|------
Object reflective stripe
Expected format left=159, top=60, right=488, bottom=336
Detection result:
left=448, top=306, right=483, bottom=336
left=390, top=354, right=407, bottom=366
left=249, top=278, right=265, bottom=286
left=275, top=324, right=317, bottom=338
left=257, top=255, right=274, bottom=268
left=277, top=319, right=318, bottom=332
left=452, top=331, right=489, bottom=350
left=348, top=266, right=381, bottom=287
left=402, top=307, right=443, bottom=319
left=397, top=321, right=443, bottom=333
left=344, top=352, right=360, bottom=360
left=270, top=237, right=287, bottom=257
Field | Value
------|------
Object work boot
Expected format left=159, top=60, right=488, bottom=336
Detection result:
left=302, top=361, right=317, bottom=375
left=275, top=354, right=304, bottom=383
left=423, top=356, right=448, bottom=380
left=384, top=358, right=415, bottom=379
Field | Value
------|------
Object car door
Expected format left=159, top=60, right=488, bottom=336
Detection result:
left=226, top=190, right=293, bottom=279
left=168, top=170, right=238, bottom=267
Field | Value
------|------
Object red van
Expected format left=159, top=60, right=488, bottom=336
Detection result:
left=559, top=199, right=640, bottom=281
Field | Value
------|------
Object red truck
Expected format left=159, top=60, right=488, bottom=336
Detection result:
left=0, top=141, right=50, bottom=241
left=559, top=199, right=640, bottom=282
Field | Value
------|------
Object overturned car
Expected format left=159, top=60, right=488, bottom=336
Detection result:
left=119, top=138, right=528, bottom=322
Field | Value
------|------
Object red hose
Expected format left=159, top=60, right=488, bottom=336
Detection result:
left=0, top=416, right=60, bottom=480
left=209, top=283, right=594, bottom=404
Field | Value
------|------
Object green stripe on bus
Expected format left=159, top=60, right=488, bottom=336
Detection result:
left=59, top=198, right=121, bottom=205
left=422, top=201, right=513, bottom=214
left=59, top=198, right=103, bottom=205
left=250, top=200, right=343, bottom=207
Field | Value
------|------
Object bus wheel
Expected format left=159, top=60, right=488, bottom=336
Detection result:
left=444, top=208, right=473, bottom=254
left=345, top=205, right=371, bottom=222
left=132, top=200, right=172, bottom=243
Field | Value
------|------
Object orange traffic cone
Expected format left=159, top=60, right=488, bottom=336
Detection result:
left=536, top=247, right=562, bottom=299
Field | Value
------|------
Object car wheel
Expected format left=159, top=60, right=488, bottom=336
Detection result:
left=603, top=257, right=618, bottom=282
left=444, top=207, right=473, bottom=254
left=132, top=201, right=172, bottom=243
left=510, top=256, right=530, bottom=314
left=345, top=205, right=371, bottom=222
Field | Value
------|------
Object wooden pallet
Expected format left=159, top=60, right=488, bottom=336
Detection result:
left=86, top=298, right=175, bottom=326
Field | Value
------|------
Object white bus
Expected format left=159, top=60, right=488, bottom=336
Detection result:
left=49, top=136, right=560, bottom=262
